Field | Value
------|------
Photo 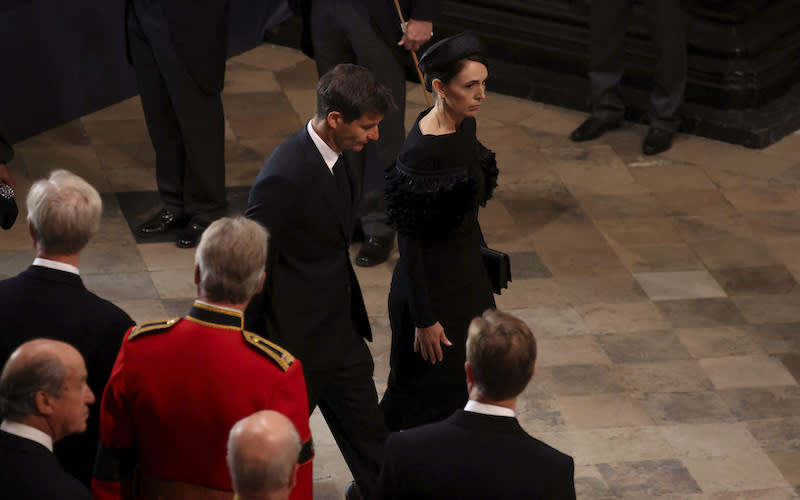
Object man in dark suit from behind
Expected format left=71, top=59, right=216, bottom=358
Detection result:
left=245, top=63, right=393, bottom=500
left=0, top=339, right=96, bottom=500
left=289, top=0, right=441, bottom=267
left=0, top=169, right=134, bottom=487
left=375, top=309, right=577, bottom=500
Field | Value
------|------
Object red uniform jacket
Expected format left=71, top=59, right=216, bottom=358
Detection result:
left=92, top=301, right=313, bottom=500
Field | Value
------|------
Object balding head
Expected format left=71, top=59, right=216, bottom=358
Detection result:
left=227, top=410, right=301, bottom=500
left=0, top=339, right=94, bottom=442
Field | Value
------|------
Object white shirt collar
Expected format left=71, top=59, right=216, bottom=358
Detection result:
left=307, top=120, right=340, bottom=174
left=1, top=420, right=54, bottom=452
left=464, top=400, right=516, bottom=418
left=33, top=257, right=80, bottom=276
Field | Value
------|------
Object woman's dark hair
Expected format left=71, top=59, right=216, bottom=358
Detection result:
left=424, top=54, right=489, bottom=92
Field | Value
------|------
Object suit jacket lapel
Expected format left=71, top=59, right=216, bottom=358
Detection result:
left=301, top=131, right=351, bottom=243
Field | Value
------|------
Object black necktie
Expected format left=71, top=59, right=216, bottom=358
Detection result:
left=332, top=155, right=352, bottom=221
left=332, top=155, right=349, bottom=194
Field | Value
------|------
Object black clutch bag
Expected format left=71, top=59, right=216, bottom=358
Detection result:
left=481, top=246, right=511, bottom=295
left=0, top=183, right=17, bottom=230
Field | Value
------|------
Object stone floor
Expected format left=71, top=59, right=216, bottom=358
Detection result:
left=2, top=43, right=800, bottom=499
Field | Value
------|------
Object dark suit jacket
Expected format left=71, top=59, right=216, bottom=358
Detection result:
left=375, top=410, right=577, bottom=500
left=289, top=0, right=442, bottom=62
left=125, top=0, right=229, bottom=93
left=0, top=430, right=93, bottom=500
left=245, top=127, right=372, bottom=372
left=0, top=265, right=134, bottom=487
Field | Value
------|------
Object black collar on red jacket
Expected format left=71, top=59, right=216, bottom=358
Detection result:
left=186, top=300, right=244, bottom=330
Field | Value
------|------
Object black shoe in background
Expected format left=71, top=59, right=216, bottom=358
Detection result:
left=176, top=219, right=208, bottom=248
left=355, top=235, right=393, bottom=267
left=570, top=116, right=622, bottom=142
left=138, top=208, right=188, bottom=236
left=642, top=127, right=674, bottom=155
left=345, top=481, right=363, bottom=500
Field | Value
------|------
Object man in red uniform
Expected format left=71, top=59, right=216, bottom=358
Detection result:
left=92, top=217, right=313, bottom=500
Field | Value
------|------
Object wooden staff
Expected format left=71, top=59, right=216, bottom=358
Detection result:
left=392, top=0, right=433, bottom=107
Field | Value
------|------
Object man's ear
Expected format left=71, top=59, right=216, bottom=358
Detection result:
left=28, top=221, right=38, bottom=249
left=326, top=111, right=344, bottom=129
left=256, top=271, right=266, bottom=294
left=35, top=390, right=57, bottom=416
left=465, top=361, right=474, bottom=391
left=193, top=263, right=201, bottom=286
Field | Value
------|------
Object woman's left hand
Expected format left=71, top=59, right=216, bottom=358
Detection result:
left=414, top=322, right=451, bottom=364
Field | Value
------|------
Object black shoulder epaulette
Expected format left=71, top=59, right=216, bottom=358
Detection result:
left=128, top=318, right=180, bottom=341
left=242, top=331, right=295, bottom=372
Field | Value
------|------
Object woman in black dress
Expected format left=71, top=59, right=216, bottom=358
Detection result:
left=380, top=33, right=498, bottom=430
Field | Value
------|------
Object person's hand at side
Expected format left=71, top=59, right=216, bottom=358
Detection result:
left=414, top=321, right=451, bottom=364
left=398, top=19, right=433, bottom=52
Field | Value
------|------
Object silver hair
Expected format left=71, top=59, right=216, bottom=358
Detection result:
left=26, top=169, right=102, bottom=255
left=227, top=414, right=301, bottom=495
left=0, top=349, right=65, bottom=421
left=195, top=217, right=268, bottom=304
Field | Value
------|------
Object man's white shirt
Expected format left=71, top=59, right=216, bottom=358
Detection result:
left=33, top=257, right=79, bottom=276
left=464, top=400, right=515, bottom=418
left=307, top=120, right=340, bottom=174
left=1, top=420, right=53, bottom=451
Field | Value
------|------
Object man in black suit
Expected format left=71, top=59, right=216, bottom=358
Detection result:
left=0, top=339, right=96, bottom=499
left=0, top=169, right=134, bottom=487
left=289, top=0, right=441, bottom=266
left=245, top=64, right=393, bottom=500
left=127, top=0, right=229, bottom=248
left=375, top=309, right=577, bottom=500
left=570, top=0, right=686, bottom=155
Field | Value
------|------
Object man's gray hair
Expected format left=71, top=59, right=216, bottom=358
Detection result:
left=227, top=412, right=302, bottom=496
left=195, top=217, right=268, bottom=304
left=26, top=169, right=103, bottom=255
left=0, top=349, right=66, bottom=421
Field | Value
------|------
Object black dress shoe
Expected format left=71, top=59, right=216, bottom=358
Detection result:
left=344, top=481, right=362, bottom=500
left=176, top=220, right=208, bottom=249
left=356, top=235, right=393, bottom=267
left=642, top=127, right=674, bottom=155
left=570, top=116, right=622, bottom=142
left=137, top=208, right=188, bottom=235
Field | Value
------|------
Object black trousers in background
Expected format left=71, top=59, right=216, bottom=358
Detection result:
left=589, top=0, right=686, bottom=132
left=305, top=349, right=388, bottom=500
left=127, top=0, right=227, bottom=222
left=309, top=0, right=406, bottom=238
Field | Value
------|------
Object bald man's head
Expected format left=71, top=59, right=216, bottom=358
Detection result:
left=227, top=410, right=301, bottom=499
left=0, top=339, right=94, bottom=441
